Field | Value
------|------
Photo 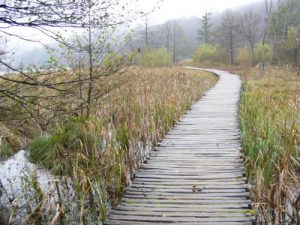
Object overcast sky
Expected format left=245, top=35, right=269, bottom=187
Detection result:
left=139, top=0, right=263, bottom=24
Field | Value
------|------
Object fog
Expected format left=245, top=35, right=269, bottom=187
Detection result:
left=140, top=0, right=263, bottom=24
left=1, top=0, right=264, bottom=69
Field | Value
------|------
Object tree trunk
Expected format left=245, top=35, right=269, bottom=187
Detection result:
left=250, top=42, right=255, bottom=65
left=145, top=19, right=149, bottom=48
left=173, top=23, right=176, bottom=63
left=230, top=29, right=234, bottom=65
left=86, top=7, right=93, bottom=118
left=78, top=55, right=84, bottom=116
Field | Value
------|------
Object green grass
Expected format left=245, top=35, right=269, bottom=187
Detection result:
left=29, top=117, right=104, bottom=175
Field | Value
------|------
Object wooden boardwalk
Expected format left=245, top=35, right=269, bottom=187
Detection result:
left=104, top=68, right=254, bottom=225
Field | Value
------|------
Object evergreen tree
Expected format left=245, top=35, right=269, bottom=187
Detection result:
left=197, top=12, right=213, bottom=44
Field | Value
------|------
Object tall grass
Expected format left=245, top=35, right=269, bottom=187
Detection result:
left=240, top=66, right=300, bottom=224
left=0, top=121, right=39, bottom=159
left=1, top=66, right=217, bottom=224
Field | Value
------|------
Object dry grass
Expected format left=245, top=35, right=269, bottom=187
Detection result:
left=1, top=66, right=217, bottom=224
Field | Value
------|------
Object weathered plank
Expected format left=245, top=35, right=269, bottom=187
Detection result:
left=108, top=215, right=255, bottom=223
left=104, top=68, right=253, bottom=225
left=105, top=221, right=253, bottom=225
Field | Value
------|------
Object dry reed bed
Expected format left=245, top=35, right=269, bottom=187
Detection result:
left=0, top=66, right=217, bottom=224
left=240, top=66, right=300, bottom=224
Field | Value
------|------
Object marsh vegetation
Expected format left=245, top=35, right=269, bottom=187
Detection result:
left=240, top=66, right=300, bottom=224
left=0, top=67, right=216, bottom=224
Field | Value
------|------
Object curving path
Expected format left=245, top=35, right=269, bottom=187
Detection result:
left=104, top=68, right=254, bottom=225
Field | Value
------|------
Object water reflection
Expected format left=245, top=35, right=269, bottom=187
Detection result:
left=0, top=150, right=55, bottom=199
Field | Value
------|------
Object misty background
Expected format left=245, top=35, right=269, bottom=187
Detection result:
left=1, top=0, right=266, bottom=70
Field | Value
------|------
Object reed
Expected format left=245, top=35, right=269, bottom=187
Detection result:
left=1, top=66, right=217, bottom=223
left=240, top=66, right=300, bottom=224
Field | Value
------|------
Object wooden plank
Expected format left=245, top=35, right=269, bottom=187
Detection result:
left=134, top=175, right=244, bottom=180
left=105, top=220, right=253, bottom=225
left=121, top=198, right=252, bottom=204
left=124, top=193, right=249, bottom=199
left=125, top=188, right=248, bottom=194
left=129, top=179, right=248, bottom=185
left=133, top=178, right=247, bottom=183
left=109, top=210, right=252, bottom=218
left=104, top=68, right=253, bottom=225
left=140, top=166, right=245, bottom=170
left=108, top=215, right=254, bottom=222
left=137, top=169, right=246, bottom=174
left=112, top=206, right=251, bottom=212
left=129, top=183, right=248, bottom=189
left=117, top=203, right=251, bottom=209
left=147, top=157, right=244, bottom=161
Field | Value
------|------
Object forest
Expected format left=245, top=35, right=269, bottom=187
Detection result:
left=0, top=0, right=300, bottom=224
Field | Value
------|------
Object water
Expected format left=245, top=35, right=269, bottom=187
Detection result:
left=0, top=140, right=154, bottom=224
left=0, top=150, right=56, bottom=198
left=0, top=150, right=59, bottom=224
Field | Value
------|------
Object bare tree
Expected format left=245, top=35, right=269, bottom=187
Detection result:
left=172, top=22, right=177, bottom=62
left=238, top=11, right=261, bottom=64
left=263, top=0, right=274, bottom=44
left=164, top=22, right=172, bottom=51
left=268, top=0, right=300, bottom=66
left=145, top=18, right=149, bottom=48
left=0, top=0, right=158, bottom=126
left=218, top=10, right=240, bottom=65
